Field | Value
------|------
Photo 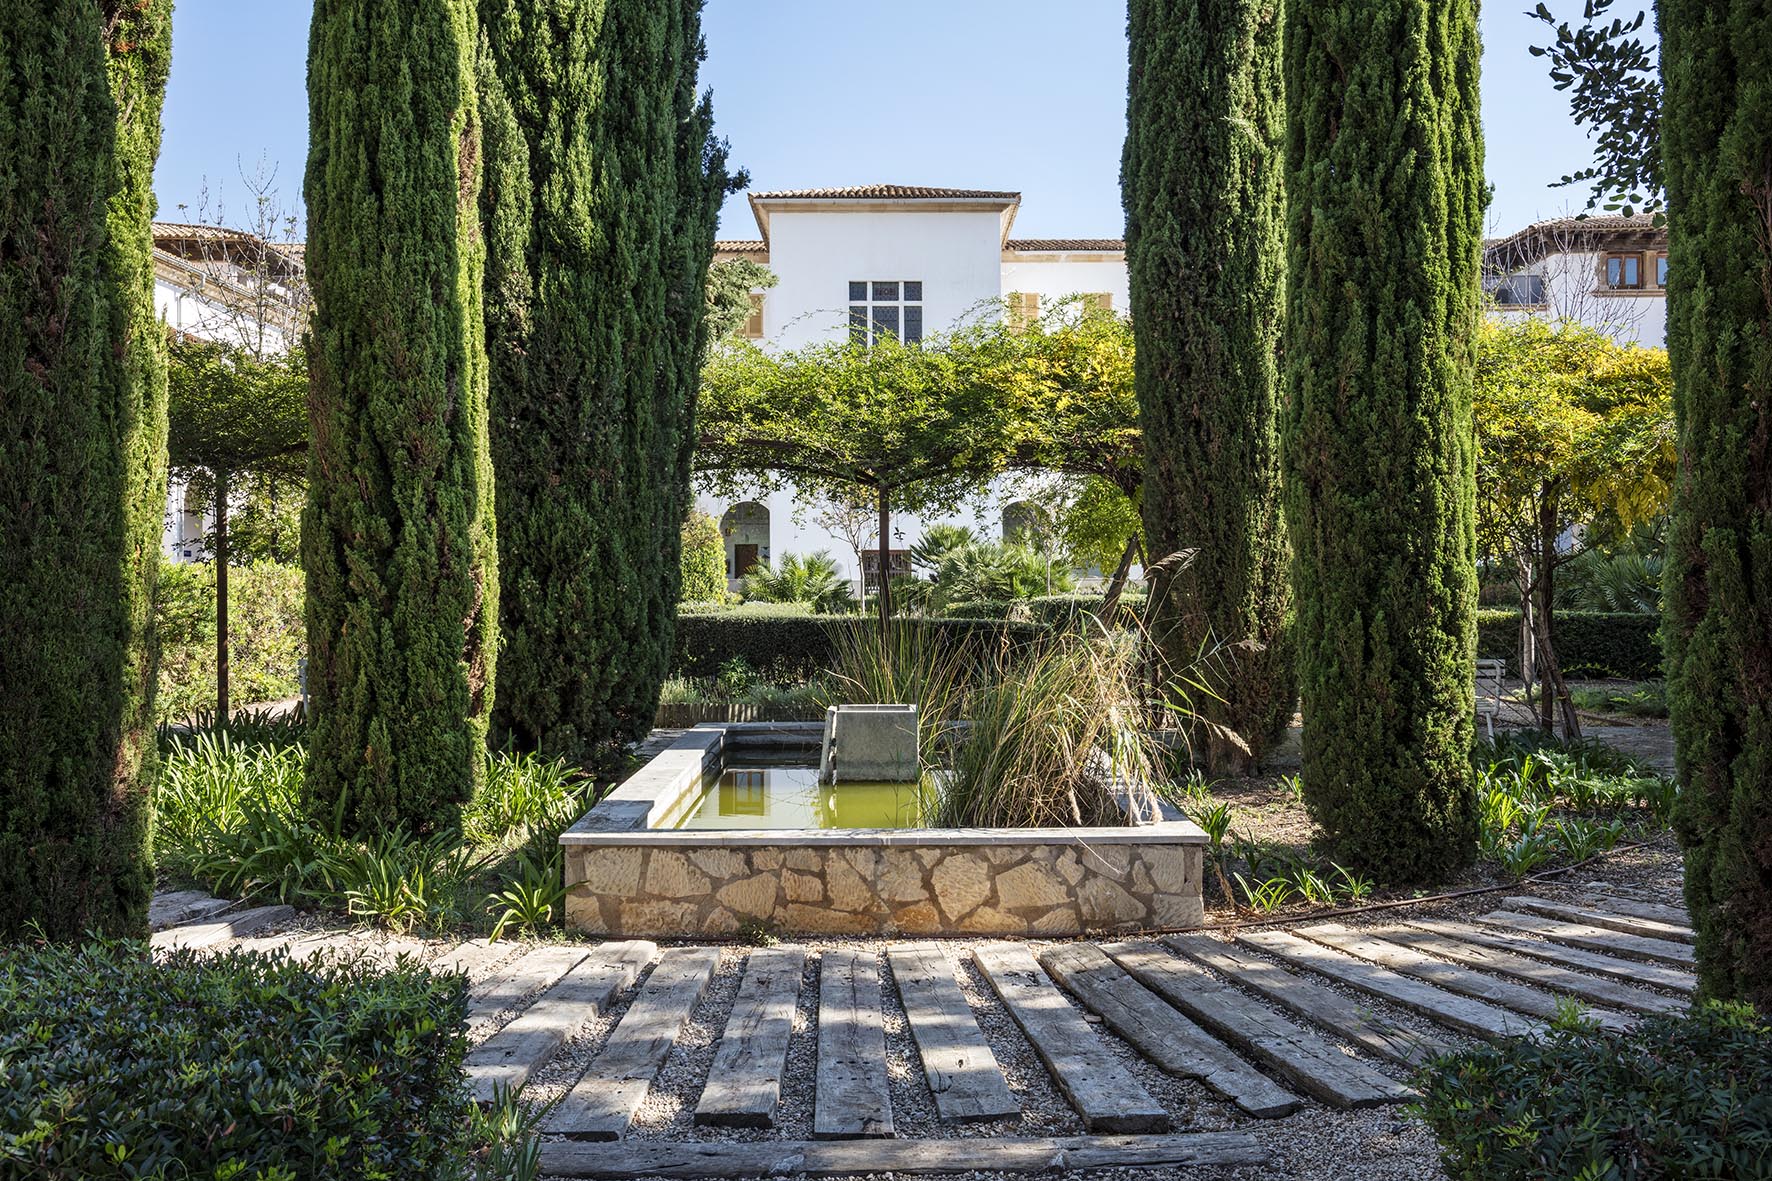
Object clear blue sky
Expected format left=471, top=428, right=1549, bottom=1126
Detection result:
left=154, top=1, right=1618, bottom=241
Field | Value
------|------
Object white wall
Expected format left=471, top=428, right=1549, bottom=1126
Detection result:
left=763, top=209, right=1006, bottom=346
left=999, top=256, right=1130, bottom=313
left=1492, top=251, right=1667, bottom=347
left=706, top=202, right=1133, bottom=593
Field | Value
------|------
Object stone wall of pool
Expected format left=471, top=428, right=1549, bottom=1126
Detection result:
left=560, top=724, right=1207, bottom=938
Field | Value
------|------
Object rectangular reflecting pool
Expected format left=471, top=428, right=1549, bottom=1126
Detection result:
left=671, top=764, right=932, bottom=830
left=561, top=722, right=1206, bottom=939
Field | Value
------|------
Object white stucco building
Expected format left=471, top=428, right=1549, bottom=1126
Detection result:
left=1482, top=214, right=1669, bottom=347
left=698, top=185, right=1131, bottom=591
left=153, top=222, right=306, bottom=561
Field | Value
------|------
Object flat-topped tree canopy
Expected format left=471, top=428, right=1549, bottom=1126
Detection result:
left=695, top=297, right=1141, bottom=510
left=697, top=301, right=1138, bottom=621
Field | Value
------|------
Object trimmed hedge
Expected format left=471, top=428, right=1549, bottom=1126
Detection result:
left=671, top=613, right=1044, bottom=681
left=1416, top=1002, right=1772, bottom=1180
left=1027, top=591, right=1147, bottom=629
left=0, top=940, right=473, bottom=1179
left=1476, top=609, right=1662, bottom=680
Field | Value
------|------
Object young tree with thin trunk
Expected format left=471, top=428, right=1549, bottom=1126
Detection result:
left=479, top=0, right=732, bottom=766
left=1659, top=0, right=1772, bottom=1008
left=166, top=339, right=308, bottom=720
left=303, top=0, right=497, bottom=835
left=0, top=0, right=172, bottom=938
left=1123, top=0, right=1294, bottom=771
left=1282, top=0, right=1484, bottom=881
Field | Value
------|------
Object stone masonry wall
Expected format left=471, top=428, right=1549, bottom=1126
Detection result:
left=563, top=839, right=1204, bottom=938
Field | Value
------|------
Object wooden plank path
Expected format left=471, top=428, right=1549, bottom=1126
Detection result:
left=1504, top=895, right=1697, bottom=944
left=427, top=939, right=518, bottom=983
left=1478, top=909, right=1697, bottom=967
left=975, top=943, right=1172, bottom=1132
left=1370, top=923, right=1685, bottom=1017
left=886, top=944, right=1019, bottom=1123
left=1237, top=929, right=1542, bottom=1040
left=545, top=947, right=722, bottom=1139
left=1293, top=923, right=1634, bottom=1032
left=538, top=1133, right=1267, bottom=1178
left=814, top=950, right=895, bottom=1140
left=150, top=904, right=294, bottom=951
left=468, top=945, right=594, bottom=1025
left=1101, top=943, right=1412, bottom=1109
left=148, top=890, right=233, bottom=931
left=1164, top=935, right=1448, bottom=1067
left=695, top=947, right=807, bottom=1129
left=145, top=885, right=1709, bottom=1174
left=1399, top=916, right=1698, bottom=994
left=466, top=941, right=657, bottom=1102
left=1036, top=943, right=1297, bottom=1118
left=1576, top=893, right=1691, bottom=928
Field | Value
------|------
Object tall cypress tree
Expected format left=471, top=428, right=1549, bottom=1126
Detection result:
left=303, top=0, right=496, bottom=835
left=0, top=1, right=171, bottom=939
left=1124, top=0, right=1293, bottom=771
left=1281, top=0, right=1483, bottom=880
left=480, top=0, right=729, bottom=766
left=1660, top=0, right=1772, bottom=1007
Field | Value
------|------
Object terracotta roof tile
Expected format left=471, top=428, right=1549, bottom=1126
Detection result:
left=1485, top=214, right=1664, bottom=272
left=749, top=184, right=1020, bottom=201
left=713, top=239, right=768, bottom=252
left=1005, top=238, right=1124, bottom=252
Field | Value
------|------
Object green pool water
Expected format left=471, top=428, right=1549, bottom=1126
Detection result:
left=672, top=765, right=931, bottom=830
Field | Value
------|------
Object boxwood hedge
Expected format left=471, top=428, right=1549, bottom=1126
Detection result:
left=0, top=940, right=473, bottom=1179
left=1415, top=1002, right=1772, bottom=1180
left=670, top=610, right=1044, bottom=681
left=1476, top=609, right=1662, bottom=680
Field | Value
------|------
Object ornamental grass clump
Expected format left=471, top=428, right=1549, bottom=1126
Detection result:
left=937, top=631, right=1165, bottom=829
left=824, top=619, right=977, bottom=736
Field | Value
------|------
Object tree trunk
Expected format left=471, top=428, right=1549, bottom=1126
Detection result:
left=876, top=485, right=892, bottom=628
left=1536, top=499, right=1555, bottom=732
left=1101, top=533, right=1140, bottom=618
left=1535, top=495, right=1580, bottom=739
left=215, top=467, right=230, bottom=722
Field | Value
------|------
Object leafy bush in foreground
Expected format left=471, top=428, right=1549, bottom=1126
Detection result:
left=0, top=940, right=472, bottom=1179
left=1415, top=1003, right=1772, bottom=1180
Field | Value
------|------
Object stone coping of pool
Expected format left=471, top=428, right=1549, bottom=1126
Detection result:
left=560, top=722, right=1207, bottom=938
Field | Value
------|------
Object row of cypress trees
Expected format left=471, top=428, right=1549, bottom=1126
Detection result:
left=1127, top=0, right=1482, bottom=881
left=0, top=0, right=174, bottom=939
left=0, top=0, right=728, bottom=941
left=1660, top=0, right=1772, bottom=1009
left=302, top=0, right=729, bottom=835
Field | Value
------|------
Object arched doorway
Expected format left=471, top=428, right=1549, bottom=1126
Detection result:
left=720, top=500, right=771, bottom=588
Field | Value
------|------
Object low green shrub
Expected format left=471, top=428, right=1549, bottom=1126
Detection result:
left=1026, top=590, right=1147, bottom=629
left=0, top=940, right=474, bottom=1179
left=1570, top=680, right=1669, bottom=718
left=155, top=560, right=305, bottom=723
left=941, top=598, right=1021, bottom=620
left=671, top=612, right=1043, bottom=681
left=1475, top=608, right=1662, bottom=679
left=157, top=735, right=591, bottom=934
left=679, top=511, right=729, bottom=605
left=1415, top=1002, right=1772, bottom=1180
